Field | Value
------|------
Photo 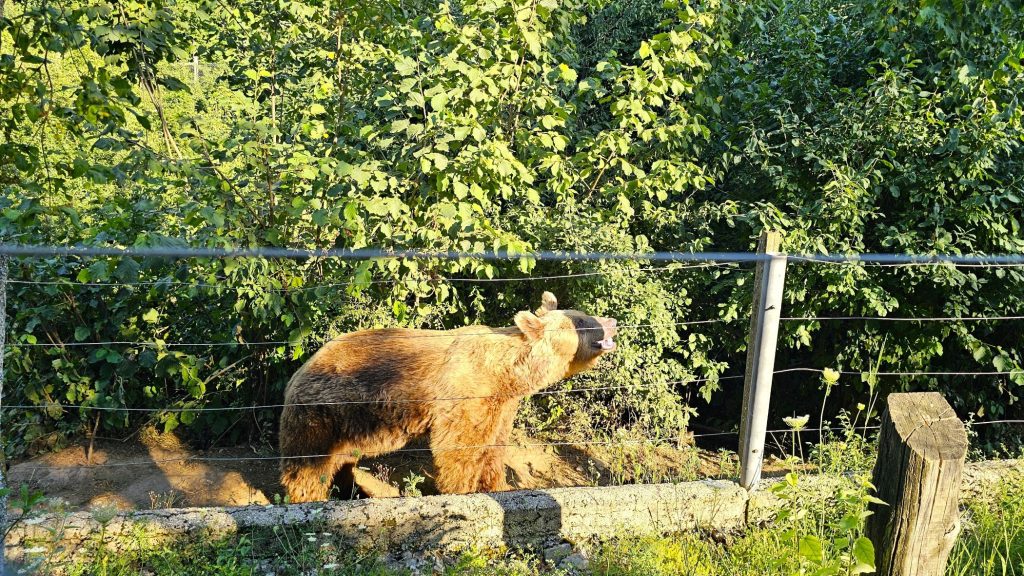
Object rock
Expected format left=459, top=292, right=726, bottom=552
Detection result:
left=560, top=552, right=589, bottom=571
left=543, top=543, right=573, bottom=564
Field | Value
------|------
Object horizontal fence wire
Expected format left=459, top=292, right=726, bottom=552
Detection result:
left=774, top=367, right=1024, bottom=377
left=789, top=256, right=1024, bottom=268
left=12, top=426, right=887, bottom=470
left=9, top=315, right=1024, bottom=350
left=6, top=263, right=746, bottom=291
left=1, top=375, right=748, bottom=412
left=782, top=315, right=1024, bottom=322
left=12, top=421, right=1022, bottom=471
left=968, top=419, right=1024, bottom=427
left=5, top=243, right=1024, bottom=265
left=7, top=363, right=1023, bottom=415
left=3, top=319, right=728, bottom=349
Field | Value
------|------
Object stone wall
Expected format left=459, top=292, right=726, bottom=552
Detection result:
left=6, top=460, right=1020, bottom=566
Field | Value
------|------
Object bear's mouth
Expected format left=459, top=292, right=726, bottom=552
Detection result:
left=592, top=317, right=617, bottom=352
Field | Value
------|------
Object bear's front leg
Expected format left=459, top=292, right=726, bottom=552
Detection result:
left=430, top=400, right=516, bottom=494
left=476, top=402, right=518, bottom=492
left=475, top=447, right=511, bottom=492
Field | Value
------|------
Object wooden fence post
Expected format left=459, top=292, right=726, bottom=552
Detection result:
left=866, top=392, right=968, bottom=576
left=739, top=231, right=787, bottom=490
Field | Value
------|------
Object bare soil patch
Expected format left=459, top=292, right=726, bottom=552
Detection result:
left=7, top=427, right=786, bottom=512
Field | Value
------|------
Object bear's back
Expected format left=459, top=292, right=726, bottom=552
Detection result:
left=284, top=328, right=460, bottom=404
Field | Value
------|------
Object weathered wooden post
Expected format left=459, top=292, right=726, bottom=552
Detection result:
left=738, top=231, right=787, bottom=490
left=866, top=392, right=968, bottom=576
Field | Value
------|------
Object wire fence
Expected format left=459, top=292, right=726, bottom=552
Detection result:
left=6, top=243, right=1024, bottom=264
left=6, top=262, right=745, bottom=289
left=2, top=243, right=1023, bottom=484
left=9, top=419, right=1022, bottom=473
left=2, top=319, right=729, bottom=348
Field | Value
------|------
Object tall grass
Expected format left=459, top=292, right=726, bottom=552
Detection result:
left=948, top=482, right=1024, bottom=576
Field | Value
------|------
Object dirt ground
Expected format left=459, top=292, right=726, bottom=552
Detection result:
left=7, top=427, right=782, bottom=512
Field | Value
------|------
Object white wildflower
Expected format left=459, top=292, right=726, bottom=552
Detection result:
left=783, top=415, right=810, bottom=430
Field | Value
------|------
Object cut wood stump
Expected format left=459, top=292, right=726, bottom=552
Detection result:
left=866, top=392, right=968, bottom=576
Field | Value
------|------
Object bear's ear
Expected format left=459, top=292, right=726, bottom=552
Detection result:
left=514, top=311, right=547, bottom=341
left=536, top=291, right=558, bottom=317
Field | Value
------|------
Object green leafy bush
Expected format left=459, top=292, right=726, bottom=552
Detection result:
left=1, top=0, right=1022, bottom=454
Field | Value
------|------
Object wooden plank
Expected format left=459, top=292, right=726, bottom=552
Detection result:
left=866, top=392, right=968, bottom=576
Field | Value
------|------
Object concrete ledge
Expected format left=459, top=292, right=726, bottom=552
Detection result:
left=7, top=480, right=747, bottom=563
left=6, top=460, right=1020, bottom=565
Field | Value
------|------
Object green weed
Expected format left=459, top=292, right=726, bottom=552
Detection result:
left=948, top=481, right=1024, bottom=576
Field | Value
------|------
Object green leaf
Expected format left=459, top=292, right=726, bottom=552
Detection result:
left=851, top=537, right=875, bottom=574
left=430, top=154, right=449, bottom=171
left=430, top=91, right=449, bottom=112
left=838, top=513, right=860, bottom=531
left=972, top=344, right=988, bottom=362
left=391, top=118, right=410, bottom=133
left=364, top=199, right=390, bottom=216
left=957, top=64, right=972, bottom=84
left=798, top=535, right=824, bottom=564
left=522, top=29, right=541, bottom=57
left=158, top=76, right=190, bottom=92
left=394, top=57, right=416, bottom=76
left=164, top=413, right=180, bottom=434
left=74, top=326, right=90, bottom=341
left=557, top=63, right=577, bottom=83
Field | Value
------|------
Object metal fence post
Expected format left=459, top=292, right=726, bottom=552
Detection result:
left=739, top=231, right=787, bottom=490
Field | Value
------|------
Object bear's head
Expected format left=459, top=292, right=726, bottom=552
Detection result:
left=513, top=291, right=618, bottom=378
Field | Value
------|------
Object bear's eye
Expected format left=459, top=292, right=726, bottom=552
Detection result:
left=569, top=314, right=603, bottom=360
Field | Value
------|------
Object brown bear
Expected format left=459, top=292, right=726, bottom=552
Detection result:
left=278, top=292, right=617, bottom=502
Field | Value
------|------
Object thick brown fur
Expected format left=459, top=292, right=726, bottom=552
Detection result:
left=278, top=292, right=617, bottom=502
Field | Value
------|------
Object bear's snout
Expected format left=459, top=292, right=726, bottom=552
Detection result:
left=594, top=317, right=617, bottom=352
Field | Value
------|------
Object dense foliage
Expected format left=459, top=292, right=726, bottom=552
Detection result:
left=1, top=0, right=1022, bottom=456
